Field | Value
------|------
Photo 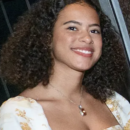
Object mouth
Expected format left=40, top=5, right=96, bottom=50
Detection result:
left=73, top=49, right=92, bottom=54
left=71, top=48, right=94, bottom=57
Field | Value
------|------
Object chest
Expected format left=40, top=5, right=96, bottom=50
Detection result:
left=39, top=101, right=119, bottom=130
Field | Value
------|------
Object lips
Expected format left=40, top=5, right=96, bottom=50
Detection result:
left=71, top=47, right=94, bottom=57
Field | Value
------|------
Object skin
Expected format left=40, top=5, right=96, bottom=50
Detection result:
left=20, top=3, right=119, bottom=130
left=52, top=3, right=102, bottom=72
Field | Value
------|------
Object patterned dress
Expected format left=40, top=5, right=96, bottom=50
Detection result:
left=0, top=92, right=130, bottom=130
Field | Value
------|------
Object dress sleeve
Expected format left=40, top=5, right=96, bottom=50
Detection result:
left=106, top=92, right=130, bottom=130
left=0, top=112, right=23, bottom=130
left=0, top=96, right=52, bottom=130
left=0, top=99, right=27, bottom=130
left=115, top=92, right=130, bottom=130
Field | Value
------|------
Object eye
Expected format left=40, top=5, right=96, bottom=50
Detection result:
left=91, top=30, right=100, bottom=34
left=67, top=27, right=77, bottom=31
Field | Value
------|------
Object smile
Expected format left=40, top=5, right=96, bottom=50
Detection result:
left=72, top=48, right=94, bottom=57
left=74, top=49, right=92, bottom=54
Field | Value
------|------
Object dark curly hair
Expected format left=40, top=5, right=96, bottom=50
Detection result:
left=0, top=0, right=127, bottom=102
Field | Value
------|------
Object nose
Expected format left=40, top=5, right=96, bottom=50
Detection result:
left=78, top=31, right=93, bottom=44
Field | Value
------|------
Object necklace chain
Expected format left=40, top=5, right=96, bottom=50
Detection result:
left=49, top=83, right=86, bottom=116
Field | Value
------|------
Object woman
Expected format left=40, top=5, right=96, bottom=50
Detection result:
left=0, top=0, right=130, bottom=130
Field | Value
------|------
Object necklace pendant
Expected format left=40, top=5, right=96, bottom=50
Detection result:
left=79, top=105, right=86, bottom=116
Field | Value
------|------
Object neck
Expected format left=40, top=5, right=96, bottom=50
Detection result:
left=49, top=62, right=85, bottom=98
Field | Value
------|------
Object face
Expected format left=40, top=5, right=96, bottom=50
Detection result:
left=52, top=3, right=102, bottom=72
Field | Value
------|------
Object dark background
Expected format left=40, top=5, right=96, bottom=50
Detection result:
left=0, top=0, right=37, bottom=104
left=0, top=0, right=130, bottom=105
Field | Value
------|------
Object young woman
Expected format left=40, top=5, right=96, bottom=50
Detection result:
left=0, top=0, right=130, bottom=130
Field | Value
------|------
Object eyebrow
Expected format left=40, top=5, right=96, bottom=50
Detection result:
left=63, top=20, right=100, bottom=27
left=63, top=20, right=82, bottom=25
left=89, top=24, right=100, bottom=28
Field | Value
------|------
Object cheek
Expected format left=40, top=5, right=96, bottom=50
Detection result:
left=52, top=32, right=76, bottom=48
left=99, top=42, right=103, bottom=49
left=52, top=34, right=67, bottom=56
left=96, top=37, right=103, bottom=49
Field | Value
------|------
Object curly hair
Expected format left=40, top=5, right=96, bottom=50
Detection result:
left=0, top=0, right=127, bottom=102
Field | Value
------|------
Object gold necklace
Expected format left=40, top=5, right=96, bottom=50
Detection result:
left=49, top=83, right=86, bottom=116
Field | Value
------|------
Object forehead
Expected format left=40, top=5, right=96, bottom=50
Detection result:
left=56, top=3, right=100, bottom=24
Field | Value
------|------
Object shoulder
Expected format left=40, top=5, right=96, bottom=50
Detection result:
left=106, top=91, right=130, bottom=129
left=0, top=96, right=39, bottom=116
left=0, top=96, right=51, bottom=130
left=106, top=91, right=130, bottom=112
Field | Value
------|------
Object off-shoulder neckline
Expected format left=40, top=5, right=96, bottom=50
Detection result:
left=13, top=95, right=123, bottom=130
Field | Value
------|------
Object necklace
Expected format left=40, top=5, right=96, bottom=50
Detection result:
left=49, top=83, right=86, bottom=116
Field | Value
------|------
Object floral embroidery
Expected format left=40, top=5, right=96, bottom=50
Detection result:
left=116, top=114, right=121, bottom=122
left=106, top=99, right=123, bottom=125
left=16, top=109, right=32, bottom=122
left=124, top=119, right=130, bottom=130
left=20, top=122, right=31, bottom=130
left=106, top=99, right=118, bottom=112
left=106, top=93, right=130, bottom=129
left=28, top=98, right=35, bottom=103
left=0, top=92, right=130, bottom=130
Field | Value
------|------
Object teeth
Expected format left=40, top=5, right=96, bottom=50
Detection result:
left=74, top=49, right=92, bottom=54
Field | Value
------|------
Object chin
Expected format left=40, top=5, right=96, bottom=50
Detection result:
left=73, top=65, right=93, bottom=72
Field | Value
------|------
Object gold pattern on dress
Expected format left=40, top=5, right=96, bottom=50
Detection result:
left=20, top=122, right=31, bottom=130
left=28, top=98, right=35, bottom=103
left=16, top=109, right=32, bottom=122
left=116, top=114, right=121, bottom=122
left=0, top=93, right=129, bottom=130
left=16, top=96, right=34, bottom=103
left=106, top=99, right=113, bottom=104
left=106, top=99, right=118, bottom=112
left=106, top=98, right=123, bottom=126
left=124, top=119, right=130, bottom=130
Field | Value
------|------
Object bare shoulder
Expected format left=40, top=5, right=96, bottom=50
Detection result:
left=19, top=83, right=51, bottom=101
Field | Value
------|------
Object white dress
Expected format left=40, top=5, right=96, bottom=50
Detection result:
left=0, top=92, right=130, bottom=130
